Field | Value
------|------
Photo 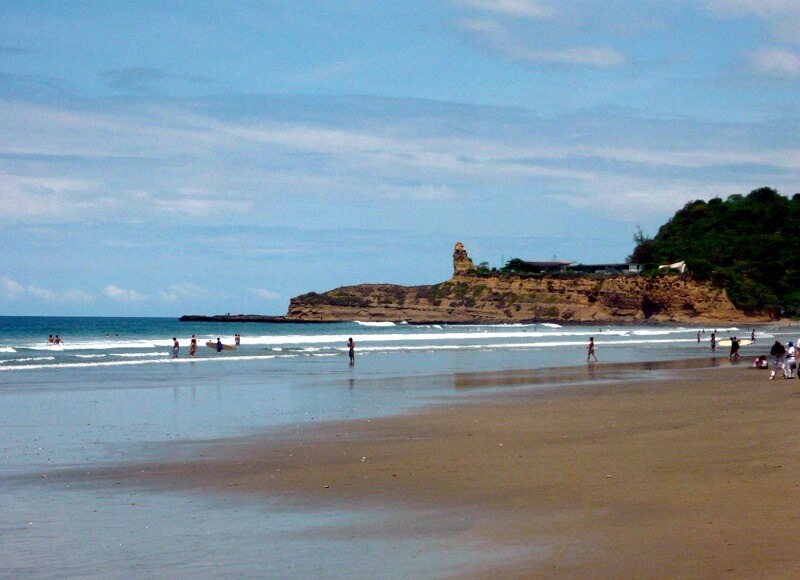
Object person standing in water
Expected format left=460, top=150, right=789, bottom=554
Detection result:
left=172, top=337, right=179, bottom=358
left=587, top=337, right=598, bottom=362
left=729, top=336, right=740, bottom=363
left=710, top=332, right=716, bottom=351
left=189, top=335, right=197, bottom=357
left=216, top=338, right=223, bottom=353
left=347, top=337, right=355, bottom=366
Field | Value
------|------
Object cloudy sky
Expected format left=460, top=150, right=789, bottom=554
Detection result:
left=2, top=0, right=799, bottom=316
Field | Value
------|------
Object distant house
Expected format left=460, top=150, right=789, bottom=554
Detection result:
left=569, top=263, right=643, bottom=275
left=509, top=260, right=642, bottom=275
left=516, top=260, right=574, bottom=273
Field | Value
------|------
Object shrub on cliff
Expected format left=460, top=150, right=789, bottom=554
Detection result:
left=629, top=187, right=800, bottom=315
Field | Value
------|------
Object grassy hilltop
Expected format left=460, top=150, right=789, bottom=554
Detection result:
left=628, top=187, right=800, bottom=317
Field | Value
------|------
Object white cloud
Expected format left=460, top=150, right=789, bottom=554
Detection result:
left=103, top=284, right=147, bottom=302
left=1, top=277, right=24, bottom=299
left=705, top=0, right=800, bottom=42
left=457, top=0, right=557, bottom=18
left=1, top=94, right=799, bottom=238
left=27, top=285, right=57, bottom=301
left=159, top=283, right=206, bottom=303
left=456, top=17, right=624, bottom=68
left=749, top=47, right=800, bottom=77
left=248, top=288, right=280, bottom=300
left=1, top=277, right=93, bottom=303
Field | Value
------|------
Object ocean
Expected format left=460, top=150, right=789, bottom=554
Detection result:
left=0, top=316, right=781, bottom=578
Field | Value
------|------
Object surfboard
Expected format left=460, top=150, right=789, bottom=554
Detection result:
left=206, top=341, right=235, bottom=351
left=717, top=338, right=753, bottom=347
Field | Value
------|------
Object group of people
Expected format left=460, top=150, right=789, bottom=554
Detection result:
left=170, top=333, right=240, bottom=358
left=762, top=339, right=799, bottom=379
left=47, top=334, right=63, bottom=345
left=707, top=329, right=756, bottom=354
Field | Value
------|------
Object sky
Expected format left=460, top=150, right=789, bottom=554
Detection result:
left=1, top=0, right=800, bottom=317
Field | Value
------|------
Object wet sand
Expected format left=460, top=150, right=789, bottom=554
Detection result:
left=65, top=362, right=800, bottom=577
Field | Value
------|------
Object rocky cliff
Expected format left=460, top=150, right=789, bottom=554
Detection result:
left=285, top=244, right=766, bottom=324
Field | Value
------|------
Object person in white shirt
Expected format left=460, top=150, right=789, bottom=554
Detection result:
left=785, top=341, right=796, bottom=379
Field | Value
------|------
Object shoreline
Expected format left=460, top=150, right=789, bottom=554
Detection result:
left=178, top=313, right=781, bottom=327
left=47, top=360, right=800, bottom=577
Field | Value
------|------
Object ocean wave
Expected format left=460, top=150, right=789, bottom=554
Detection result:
left=355, top=321, right=396, bottom=327
left=0, top=347, right=16, bottom=353
left=0, top=353, right=281, bottom=371
left=112, top=352, right=169, bottom=358
left=0, top=356, right=56, bottom=364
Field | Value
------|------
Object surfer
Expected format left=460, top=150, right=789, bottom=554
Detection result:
left=216, top=338, right=223, bottom=353
left=587, top=337, right=598, bottom=362
left=348, top=337, right=355, bottom=366
left=172, top=337, right=180, bottom=358
left=189, top=335, right=197, bottom=357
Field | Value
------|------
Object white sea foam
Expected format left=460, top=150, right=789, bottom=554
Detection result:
left=0, top=356, right=56, bottom=364
left=0, top=353, right=281, bottom=371
left=0, top=347, right=16, bottom=353
left=113, top=352, right=169, bottom=358
left=355, top=321, right=396, bottom=327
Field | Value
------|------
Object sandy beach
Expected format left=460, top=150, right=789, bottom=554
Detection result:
left=56, top=359, right=800, bottom=578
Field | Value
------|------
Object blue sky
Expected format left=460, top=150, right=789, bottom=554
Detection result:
left=2, top=0, right=800, bottom=316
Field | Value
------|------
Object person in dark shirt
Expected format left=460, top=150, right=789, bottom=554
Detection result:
left=769, top=340, right=786, bottom=380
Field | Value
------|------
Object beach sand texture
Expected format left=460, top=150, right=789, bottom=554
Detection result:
left=65, top=363, right=800, bottom=578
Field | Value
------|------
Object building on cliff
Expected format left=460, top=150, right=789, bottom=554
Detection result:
left=503, top=258, right=643, bottom=276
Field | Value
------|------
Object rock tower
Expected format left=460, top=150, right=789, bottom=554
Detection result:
left=453, top=242, right=475, bottom=275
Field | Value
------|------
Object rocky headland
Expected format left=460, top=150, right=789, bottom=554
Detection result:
left=282, top=243, right=767, bottom=324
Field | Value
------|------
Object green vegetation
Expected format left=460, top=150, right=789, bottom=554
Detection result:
left=629, top=187, right=800, bottom=316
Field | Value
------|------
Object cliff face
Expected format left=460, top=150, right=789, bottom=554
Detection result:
left=285, top=243, right=763, bottom=324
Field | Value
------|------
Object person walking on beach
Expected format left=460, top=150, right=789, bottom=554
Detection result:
left=189, top=335, right=197, bottom=357
left=751, top=329, right=756, bottom=343
left=785, top=341, right=796, bottom=378
left=697, top=331, right=701, bottom=343
left=710, top=332, right=716, bottom=351
left=347, top=337, right=355, bottom=366
left=729, top=336, right=740, bottom=362
left=769, top=340, right=786, bottom=380
left=587, top=337, right=598, bottom=362
left=172, top=337, right=180, bottom=358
